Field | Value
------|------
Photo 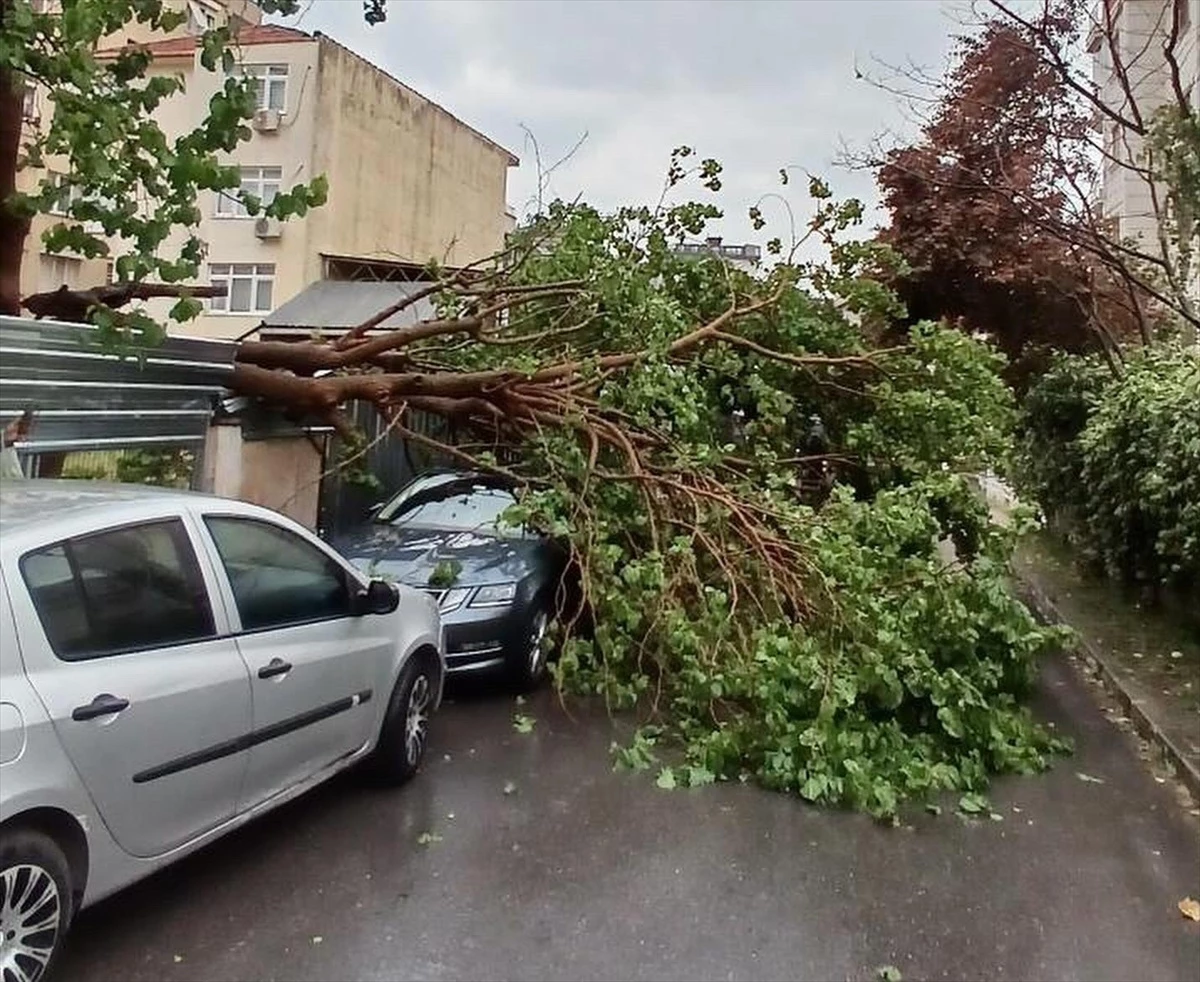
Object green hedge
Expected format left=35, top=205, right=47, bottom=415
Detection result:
left=1015, top=347, right=1200, bottom=593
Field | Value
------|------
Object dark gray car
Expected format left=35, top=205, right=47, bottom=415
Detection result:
left=331, top=471, right=575, bottom=689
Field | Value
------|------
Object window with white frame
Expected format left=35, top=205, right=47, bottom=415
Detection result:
left=22, top=84, right=38, bottom=122
left=209, top=263, right=275, bottom=314
left=38, top=254, right=82, bottom=291
left=48, top=173, right=83, bottom=217
left=215, top=166, right=282, bottom=218
left=241, top=65, right=288, bottom=112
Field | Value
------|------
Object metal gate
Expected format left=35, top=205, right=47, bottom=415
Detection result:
left=0, top=315, right=236, bottom=488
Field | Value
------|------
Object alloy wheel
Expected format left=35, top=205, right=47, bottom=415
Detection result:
left=0, top=864, right=61, bottom=982
left=527, top=610, right=549, bottom=679
left=404, top=673, right=431, bottom=766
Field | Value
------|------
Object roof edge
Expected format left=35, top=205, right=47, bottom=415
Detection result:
left=310, top=30, right=519, bottom=167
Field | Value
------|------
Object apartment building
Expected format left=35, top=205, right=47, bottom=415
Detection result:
left=19, top=0, right=518, bottom=338
left=673, top=237, right=763, bottom=274
left=1092, top=0, right=1199, bottom=245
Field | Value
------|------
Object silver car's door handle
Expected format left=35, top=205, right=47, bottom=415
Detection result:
left=72, top=693, right=130, bottom=721
left=257, top=657, right=293, bottom=680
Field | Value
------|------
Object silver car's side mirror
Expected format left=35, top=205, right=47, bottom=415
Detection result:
left=356, top=579, right=399, bottom=616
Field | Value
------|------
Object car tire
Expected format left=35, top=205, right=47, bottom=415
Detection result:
left=508, top=600, right=553, bottom=692
left=368, top=652, right=438, bottom=786
left=0, top=829, right=74, bottom=982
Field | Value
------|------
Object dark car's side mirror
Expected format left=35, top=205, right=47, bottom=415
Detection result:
left=355, top=579, right=399, bottom=616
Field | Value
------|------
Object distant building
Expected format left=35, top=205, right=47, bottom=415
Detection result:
left=673, top=236, right=763, bottom=274
left=1091, top=0, right=1198, bottom=247
left=19, top=0, right=518, bottom=339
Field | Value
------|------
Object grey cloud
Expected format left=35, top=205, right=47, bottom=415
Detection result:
left=282, top=0, right=961, bottom=246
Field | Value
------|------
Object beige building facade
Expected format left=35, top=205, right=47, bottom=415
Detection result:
left=20, top=0, right=517, bottom=339
left=1092, top=0, right=1199, bottom=243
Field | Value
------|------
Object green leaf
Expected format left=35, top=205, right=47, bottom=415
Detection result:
left=957, top=792, right=988, bottom=815
left=513, top=714, right=536, bottom=734
left=655, top=767, right=677, bottom=790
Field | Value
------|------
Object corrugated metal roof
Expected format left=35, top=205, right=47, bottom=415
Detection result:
left=259, top=280, right=438, bottom=335
left=0, top=316, right=236, bottom=453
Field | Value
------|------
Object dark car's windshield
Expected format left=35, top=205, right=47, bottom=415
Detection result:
left=376, top=476, right=521, bottom=534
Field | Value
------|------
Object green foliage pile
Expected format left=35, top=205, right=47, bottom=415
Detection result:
left=445, top=165, right=1071, bottom=817
left=1015, top=348, right=1200, bottom=593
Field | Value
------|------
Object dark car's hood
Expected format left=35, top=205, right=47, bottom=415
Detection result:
left=332, top=524, right=540, bottom=588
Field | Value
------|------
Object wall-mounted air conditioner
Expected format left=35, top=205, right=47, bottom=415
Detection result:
left=252, top=109, right=281, bottom=133
left=254, top=216, right=282, bottom=239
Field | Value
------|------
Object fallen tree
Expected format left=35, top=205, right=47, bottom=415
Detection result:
left=4, top=0, right=1068, bottom=817
left=225, top=170, right=1069, bottom=816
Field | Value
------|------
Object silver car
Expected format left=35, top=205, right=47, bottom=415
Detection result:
left=0, top=480, right=445, bottom=981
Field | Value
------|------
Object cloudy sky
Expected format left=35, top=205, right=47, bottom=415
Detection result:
left=277, top=0, right=968, bottom=247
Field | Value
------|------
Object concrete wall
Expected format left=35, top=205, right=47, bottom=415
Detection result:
left=202, top=422, right=325, bottom=529
left=303, top=36, right=516, bottom=281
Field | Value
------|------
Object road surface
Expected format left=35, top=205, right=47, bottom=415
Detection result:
left=60, top=654, right=1200, bottom=982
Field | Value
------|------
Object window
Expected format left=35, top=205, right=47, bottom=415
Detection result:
left=20, top=520, right=216, bottom=661
left=208, top=263, right=274, bottom=313
left=215, top=166, right=282, bottom=218
left=240, top=64, right=288, bottom=112
left=22, top=84, right=37, bottom=123
left=47, top=173, right=81, bottom=217
left=204, top=516, right=355, bottom=631
left=38, top=253, right=81, bottom=291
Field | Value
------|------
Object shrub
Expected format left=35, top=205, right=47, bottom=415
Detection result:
left=1016, top=347, right=1200, bottom=592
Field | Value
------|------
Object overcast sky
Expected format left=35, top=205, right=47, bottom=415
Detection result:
left=277, top=0, right=968, bottom=248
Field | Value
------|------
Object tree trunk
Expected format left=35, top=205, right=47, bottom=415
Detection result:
left=0, top=11, right=30, bottom=318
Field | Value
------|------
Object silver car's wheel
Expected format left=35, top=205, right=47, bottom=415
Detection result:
left=0, top=832, right=73, bottom=982
left=0, top=865, right=60, bottom=982
left=404, top=674, right=431, bottom=767
left=367, top=652, right=438, bottom=786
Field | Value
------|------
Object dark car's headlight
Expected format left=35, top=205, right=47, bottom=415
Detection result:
left=469, top=583, right=517, bottom=607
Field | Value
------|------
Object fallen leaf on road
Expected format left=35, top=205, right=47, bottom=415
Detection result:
left=925, top=803, right=942, bottom=816
left=1178, top=897, right=1200, bottom=921
left=1076, top=772, right=1106, bottom=784
left=656, top=767, right=677, bottom=790
left=173, top=955, right=183, bottom=963
left=503, top=780, right=517, bottom=795
left=513, top=713, right=536, bottom=734
left=312, top=936, right=323, bottom=945
left=416, top=832, right=443, bottom=846
left=957, top=792, right=988, bottom=815
left=877, top=966, right=903, bottom=981
left=1170, top=650, right=1183, bottom=660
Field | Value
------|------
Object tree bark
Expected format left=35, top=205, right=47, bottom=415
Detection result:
left=0, top=16, right=30, bottom=318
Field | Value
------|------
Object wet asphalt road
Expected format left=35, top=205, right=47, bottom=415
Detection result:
left=60, top=654, right=1200, bottom=982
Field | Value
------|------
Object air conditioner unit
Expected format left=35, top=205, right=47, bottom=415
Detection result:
left=254, top=216, right=282, bottom=239
left=252, top=108, right=281, bottom=133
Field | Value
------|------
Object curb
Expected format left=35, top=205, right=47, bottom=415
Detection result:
left=1015, top=574, right=1200, bottom=806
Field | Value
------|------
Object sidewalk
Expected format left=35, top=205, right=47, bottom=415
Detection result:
left=1012, top=530, right=1200, bottom=801
left=975, top=474, right=1200, bottom=801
